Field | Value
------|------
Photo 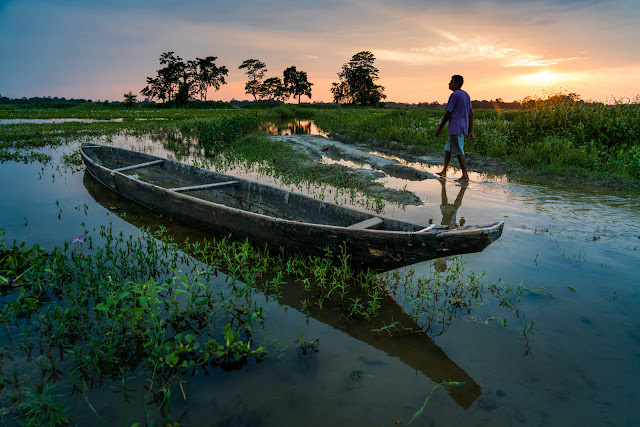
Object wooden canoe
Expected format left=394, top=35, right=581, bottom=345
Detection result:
left=82, top=171, right=482, bottom=409
left=80, top=143, right=503, bottom=271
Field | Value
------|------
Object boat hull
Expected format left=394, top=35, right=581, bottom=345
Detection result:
left=80, top=143, right=503, bottom=271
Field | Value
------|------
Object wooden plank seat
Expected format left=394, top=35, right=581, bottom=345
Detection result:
left=113, top=159, right=165, bottom=172
left=169, top=180, right=239, bottom=193
left=417, top=224, right=437, bottom=233
left=347, top=217, right=384, bottom=230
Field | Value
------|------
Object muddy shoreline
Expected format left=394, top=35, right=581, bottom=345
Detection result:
left=273, top=132, right=640, bottom=195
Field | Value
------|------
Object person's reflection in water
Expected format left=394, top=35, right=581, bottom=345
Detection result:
left=440, top=179, right=467, bottom=229
left=435, top=180, right=468, bottom=271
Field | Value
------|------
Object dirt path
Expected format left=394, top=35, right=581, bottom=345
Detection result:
left=268, top=133, right=521, bottom=205
left=271, top=134, right=438, bottom=179
left=270, top=134, right=436, bottom=205
left=272, top=133, right=518, bottom=176
left=281, top=133, right=640, bottom=194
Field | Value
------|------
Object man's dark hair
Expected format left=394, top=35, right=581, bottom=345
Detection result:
left=452, top=75, right=464, bottom=88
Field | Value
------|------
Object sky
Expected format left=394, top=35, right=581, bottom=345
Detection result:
left=1, top=0, right=639, bottom=104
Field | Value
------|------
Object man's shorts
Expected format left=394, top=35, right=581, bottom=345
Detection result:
left=444, top=134, right=465, bottom=157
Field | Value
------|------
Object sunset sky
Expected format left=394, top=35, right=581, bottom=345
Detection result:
left=1, top=0, right=639, bottom=104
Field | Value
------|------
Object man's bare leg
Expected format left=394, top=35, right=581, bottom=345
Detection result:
left=456, top=154, right=470, bottom=182
left=437, top=151, right=451, bottom=177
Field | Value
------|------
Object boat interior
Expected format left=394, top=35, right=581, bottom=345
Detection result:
left=82, top=144, right=434, bottom=233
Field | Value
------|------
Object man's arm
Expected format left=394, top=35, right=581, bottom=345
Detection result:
left=435, top=111, right=452, bottom=137
left=468, top=109, right=474, bottom=139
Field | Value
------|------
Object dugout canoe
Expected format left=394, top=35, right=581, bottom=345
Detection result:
left=80, top=142, right=503, bottom=271
left=83, top=170, right=482, bottom=409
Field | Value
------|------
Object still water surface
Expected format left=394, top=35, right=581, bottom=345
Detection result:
left=0, top=123, right=639, bottom=425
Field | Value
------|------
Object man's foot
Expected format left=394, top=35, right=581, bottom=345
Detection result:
left=436, top=171, right=447, bottom=177
left=456, top=176, right=470, bottom=182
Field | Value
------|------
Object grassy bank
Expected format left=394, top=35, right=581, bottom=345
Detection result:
left=260, top=98, right=640, bottom=187
left=0, top=108, right=411, bottom=208
left=2, top=97, right=639, bottom=188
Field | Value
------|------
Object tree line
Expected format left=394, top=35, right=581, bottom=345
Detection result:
left=0, top=96, right=95, bottom=105
left=140, top=52, right=229, bottom=104
left=387, top=99, right=522, bottom=110
left=138, top=51, right=387, bottom=106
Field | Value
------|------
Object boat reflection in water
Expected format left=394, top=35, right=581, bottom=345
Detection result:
left=83, top=171, right=482, bottom=409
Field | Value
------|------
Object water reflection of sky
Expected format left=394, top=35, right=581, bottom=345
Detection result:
left=72, top=131, right=640, bottom=248
left=1, top=131, right=639, bottom=426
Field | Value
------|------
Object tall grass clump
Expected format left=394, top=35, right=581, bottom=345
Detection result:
left=312, top=108, right=443, bottom=148
left=472, top=92, right=640, bottom=179
left=192, top=111, right=260, bottom=145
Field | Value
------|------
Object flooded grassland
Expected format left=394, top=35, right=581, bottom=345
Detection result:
left=1, top=106, right=639, bottom=426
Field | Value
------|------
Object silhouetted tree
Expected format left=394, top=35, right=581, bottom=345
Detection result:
left=141, top=52, right=228, bottom=103
left=159, top=51, right=184, bottom=101
left=123, top=92, right=137, bottom=107
left=140, top=76, right=167, bottom=103
left=331, top=51, right=386, bottom=105
left=258, top=77, right=286, bottom=102
left=331, top=51, right=387, bottom=105
left=239, top=59, right=267, bottom=101
left=283, top=66, right=313, bottom=104
left=194, top=56, right=228, bottom=101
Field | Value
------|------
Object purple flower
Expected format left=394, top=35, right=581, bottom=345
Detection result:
left=72, top=236, right=84, bottom=243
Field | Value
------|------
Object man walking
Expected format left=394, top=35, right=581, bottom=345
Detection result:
left=435, top=75, right=474, bottom=182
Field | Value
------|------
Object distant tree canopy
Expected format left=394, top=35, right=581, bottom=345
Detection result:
left=283, top=66, right=313, bottom=104
left=258, top=77, right=286, bottom=102
left=238, top=60, right=313, bottom=103
left=238, top=59, right=268, bottom=102
left=123, top=92, right=137, bottom=107
left=140, top=52, right=228, bottom=104
left=331, top=51, right=386, bottom=106
left=0, top=95, right=94, bottom=105
left=520, top=92, right=583, bottom=109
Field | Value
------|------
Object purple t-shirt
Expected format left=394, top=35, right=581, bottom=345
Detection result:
left=445, top=89, right=472, bottom=135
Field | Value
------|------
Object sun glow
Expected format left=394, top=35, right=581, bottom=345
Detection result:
left=519, top=71, right=563, bottom=85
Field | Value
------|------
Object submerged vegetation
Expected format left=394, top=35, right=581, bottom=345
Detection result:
left=0, top=221, right=529, bottom=424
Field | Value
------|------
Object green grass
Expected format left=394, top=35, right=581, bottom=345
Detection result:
left=3, top=97, right=637, bottom=186
left=262, top=97, right=640, bottom=185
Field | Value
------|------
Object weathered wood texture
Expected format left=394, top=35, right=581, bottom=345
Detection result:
left=113, top=159, right=165, bottom=172
left=347, top=217, right=384, bottom=230
left=80, top=143, right=504, bottom=271
left=170, top=181, right=239, bottom=193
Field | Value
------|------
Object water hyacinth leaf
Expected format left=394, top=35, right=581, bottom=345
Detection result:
left=138, top=296, right=149, bottom=308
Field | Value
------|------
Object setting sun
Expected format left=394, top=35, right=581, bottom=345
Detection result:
left=519, top=71, right=562, bottom=85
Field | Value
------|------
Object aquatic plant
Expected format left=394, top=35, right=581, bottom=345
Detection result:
left=406, top=380, right=466, bottom=425
left=294, top=332, right=320, bottom=355
left=0, top=226, right=268, bottom=424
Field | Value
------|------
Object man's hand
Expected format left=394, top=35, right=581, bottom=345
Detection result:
left=468, top=131, right=475, bottom=140
left=435, top=129, right=441, bottom=137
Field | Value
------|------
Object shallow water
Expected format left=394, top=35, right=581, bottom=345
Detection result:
left=261, top=119, right=327, bottom=136
left=1, top=128, right=639, bottom=425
